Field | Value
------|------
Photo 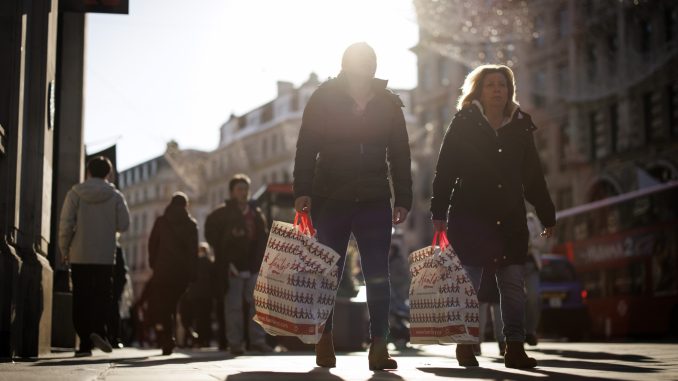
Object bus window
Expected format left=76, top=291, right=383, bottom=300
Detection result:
left=632, top=197, right=652, bottom=229
left=652, top=232, right=678, bottom=296
left=653, top=189, right=678, bottom=222
left=609, top=263, right=646, bottom=296
left=606, top=209, right=620, bottom=234
left=574, top=220, right=588, bottom=241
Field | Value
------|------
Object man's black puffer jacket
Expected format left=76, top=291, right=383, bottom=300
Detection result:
left=293, top=74, right=412, bottom=210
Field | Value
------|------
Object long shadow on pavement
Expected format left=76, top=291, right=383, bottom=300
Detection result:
left=534, top=359, right=661, bottom=373
left=482, top=355, right=661, bottom=374
left=30, top=350, right=230, bottom=367
left=484, top=358, right=663, bottom=373
left=30, top=356, right=150, bottom=366
left=225, top=368, right=345, bottom=381
left=419, top=366, right=620, bottom=381
left=533, top=349, right=658, bottom=363
left=225, top=367, right=405, bottom=381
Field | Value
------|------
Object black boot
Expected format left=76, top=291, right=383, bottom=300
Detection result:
left=504, top=341, right=537, bottom=368
left=455, top=344, right=479, bottom=367
left=157, top=326, right=175, bottom=356
left=525, top=333, right=538, bottom=346
left=162, top=338, right=176, bottom=356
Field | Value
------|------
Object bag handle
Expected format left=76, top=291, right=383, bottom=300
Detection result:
left=294, top=212, right=316, bottom=236
left=431, top=231, right=450, bottom=250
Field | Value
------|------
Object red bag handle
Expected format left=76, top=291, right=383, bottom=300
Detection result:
left=431, top=231, right=450, bottom=250
left=294, top=212, right=316, bottom=236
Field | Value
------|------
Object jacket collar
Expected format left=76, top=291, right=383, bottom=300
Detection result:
left=225, top=199, right=255, bottom=212
left=335, top=72, right=389, bottom=93
left=471, top=99, right=520, bottom=128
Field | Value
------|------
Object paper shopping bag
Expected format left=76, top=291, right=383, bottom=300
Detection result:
left=253, top=212, right=341, bottom=344
left=408, top=231, right=480, bottom=344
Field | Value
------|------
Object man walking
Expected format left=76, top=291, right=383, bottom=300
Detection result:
left=293, top=42, right=412, bottom=370
left=58, top=156, right=130, bottom=356
left=205, top=174, right=270, bottom=355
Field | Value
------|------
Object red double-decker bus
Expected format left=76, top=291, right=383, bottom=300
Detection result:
left=552, top=181, right=678, bottom=338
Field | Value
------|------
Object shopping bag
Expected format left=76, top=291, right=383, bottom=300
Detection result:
left=253, top=212, right=341, bottom=344
left=408, top=231, right=480, bottom=344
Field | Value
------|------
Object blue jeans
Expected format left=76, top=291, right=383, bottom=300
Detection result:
left=465, top=265, right=526, bottom=342
left=524, top=261, right=541, bottom=336
left=225, top=274, right=267, bottom=348
left=479, top=302, right=504, bottom=344
left=311, top=197, right=392, bottom=339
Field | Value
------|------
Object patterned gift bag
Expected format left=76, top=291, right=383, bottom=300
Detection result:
left=253, top=212, right=341, bottom=344
left=409, top=231, right=480, bottom=344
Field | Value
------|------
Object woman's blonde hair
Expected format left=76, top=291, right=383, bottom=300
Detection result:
left=456, top=64, right=518, bottom=116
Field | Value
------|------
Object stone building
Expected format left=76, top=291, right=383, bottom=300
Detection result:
left=512, top=0, right=678, bottom=209
left=206, top=74, right=321, bottom=209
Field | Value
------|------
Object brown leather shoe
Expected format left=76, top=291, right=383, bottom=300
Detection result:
left=456, top=344, right=479, bottom=366
left=504, top=341, right=537, bottom=368
left=368, top=337, right=397, bottom=371
left=315, top=332, right=336, bottom=368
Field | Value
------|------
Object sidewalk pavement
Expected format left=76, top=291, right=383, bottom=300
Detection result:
left=1, top=341, right=677, bottom=381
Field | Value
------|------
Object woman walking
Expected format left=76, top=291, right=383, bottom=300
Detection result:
left=430, top=64, right=555, bottom=368
left=148, top=192, right=198, bottom=355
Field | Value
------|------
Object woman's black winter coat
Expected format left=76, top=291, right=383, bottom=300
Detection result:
left=430, top=104, right=555, bottom=267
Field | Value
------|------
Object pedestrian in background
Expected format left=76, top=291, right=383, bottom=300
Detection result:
left=431, top=64, right=555, bottom=369
left=108, top=243, right=128, bottom=349
left=206, top=174, right=271, bottom=355
left=205, top=191, right=232, bottom=351
left=147, top=192, right=198, bottom=355
left=179, top=243, right=216, bottom=347
left=58, top=156, right=130, bottom=357
left=293, top=42, right=412, bottom=370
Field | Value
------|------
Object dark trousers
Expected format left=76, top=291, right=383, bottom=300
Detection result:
left=194, top=298, right=213, bottom=346
left=180, top=296, right=213, bottom=346
left=311, top=197, right=393, bottom=339
left=108, top=282, right=125, bottom=344
left=71, top=264, right=114, bottom=351
left=148, top=281, right=187, bottom=346
left=215, top=293, right=227, bottom=349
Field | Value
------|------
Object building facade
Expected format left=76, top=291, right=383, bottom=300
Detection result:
left=206, top=74, right=321, bottom=208
left=1, top=1, right=129, bottom=357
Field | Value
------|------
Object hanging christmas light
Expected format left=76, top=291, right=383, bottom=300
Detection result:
left=413, top=0, right=535, bottom=67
